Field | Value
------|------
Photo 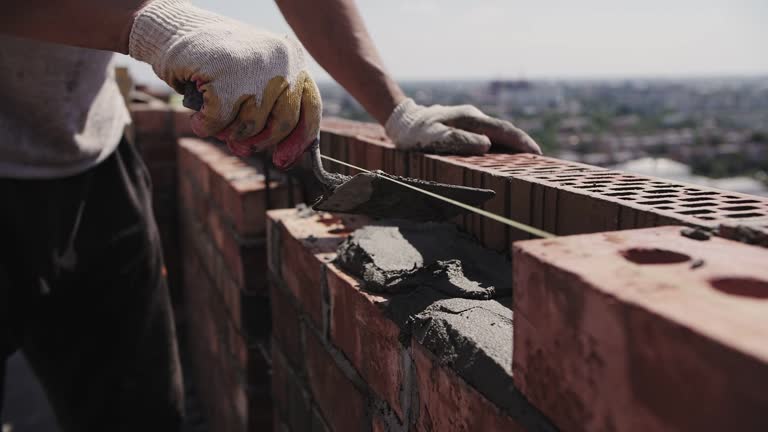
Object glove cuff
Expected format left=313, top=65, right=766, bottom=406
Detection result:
left=384, top=98, right=421, bottom=143
left=129, top=0, right=223, bottom=67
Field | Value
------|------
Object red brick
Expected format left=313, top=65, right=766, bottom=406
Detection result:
left=279, top=225, right=325, bottom=326
left=507, top=177, right=534, bottom=243
left=412, top=342, right=526, bottom=432
left=481, top=173, right=510, bottom=252
left=327, top=264, right=405, bottom=420
left=130, top=104, right=173, bottom=137
left=305, top=328, right=367, bottom=432
left=271, top=283, right=302, bottom=369
left=173, top=107, right=195, bottom=137
left=271, top=346, right=289, bottom=418
left=513, top=226, right=768, bottom=432
left=138, top=136, right=178, bottom=164
left=271, top=209, right=368, bottom=327
left=555, top=188, right=619, bottom=235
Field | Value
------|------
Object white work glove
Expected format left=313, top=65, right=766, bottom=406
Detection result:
left=385, top=98, right=541, bottom=155
left=129, top=0, right=321, bottom=169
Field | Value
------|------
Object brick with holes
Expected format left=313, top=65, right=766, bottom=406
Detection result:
left=513, top=226, right=768, bottom=432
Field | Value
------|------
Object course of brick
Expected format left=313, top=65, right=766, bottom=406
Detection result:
left=130, top=101, right=197, bottom=302
left=307, top=118, right=768, bottom=253
left=268, top=209, right=556, bottom=432
left=127, top=101, right=768, bottom=432
left=513, top=227, right=768, bottom=432
left=177, top=136, right=303, bottom=432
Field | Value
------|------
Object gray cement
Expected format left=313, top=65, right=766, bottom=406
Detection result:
left=334, top=222, right=557, bottom=431
left=313, top=171, right=495, bottom=221
left=336, top=221, right=510, bottom=299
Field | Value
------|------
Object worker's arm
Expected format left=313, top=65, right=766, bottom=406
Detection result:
left=0, top=0, right=321, bottom=169
left=276, top=0, right=541, bottom=155
left=0, top=0, right=143, bottom=52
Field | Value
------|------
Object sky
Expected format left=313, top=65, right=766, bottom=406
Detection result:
left=119, top=0, right=768, bottom=85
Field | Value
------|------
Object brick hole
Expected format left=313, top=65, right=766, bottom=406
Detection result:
left=584, top=174, right=619, bottom=179
left=646, top=189, right=679, bottom=194
left=637, top=199, right=675, bottom=205
left=657, top=206, right=675, bottom=210
left=641, top=194, right=678, bottom=199
left=699, top=216, right=716, bottom=220
left=720, top=205, right=760, bottom=212
left=723, top=195, right=740, bottom=199
left=617, top=182, right=650, bottom=186
left=684, top=191, right=716, bottom=196
left=560, top=182, right=577, bottom=186
left=610, top=187, right=643, bottom=192
left=620, top=248, right=690, bottom=265
left=681, top=202, right=715, bottom=208
left=680, top=197, right=711, bottom=202
left=605, top=192, right=636, bottom=197
left=724, top=199, right=759, bottom=204
left=678, top=209, right=715, bottom=215
left=652, top=184, right=684, bottom=188
left=725, top=212, right=766, bottom=219
left=709, top=277, right=768, bottom=299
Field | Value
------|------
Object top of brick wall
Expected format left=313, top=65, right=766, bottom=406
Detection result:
left=314, top=118, right=768, bottom=251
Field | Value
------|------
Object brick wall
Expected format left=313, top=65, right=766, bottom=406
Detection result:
left=177, top=137, right=303, bottom=432
left=130, top=102, right=768, bottom=432
left=130, top=101, right=195, bottom=303
left=267, top=209, right=556, bottom=432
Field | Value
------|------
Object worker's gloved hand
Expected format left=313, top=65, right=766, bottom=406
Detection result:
left=129, top=0, right=321, bottom=169
left=384, top=98, right=541, bottom=155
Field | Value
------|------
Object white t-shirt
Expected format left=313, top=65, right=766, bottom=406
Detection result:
left=0, top=36, right=131, bottom=179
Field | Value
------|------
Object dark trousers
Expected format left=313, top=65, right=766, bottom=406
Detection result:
left=0, top=140, right=183, bottom=431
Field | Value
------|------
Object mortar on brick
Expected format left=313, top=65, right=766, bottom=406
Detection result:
left=336, top=222, right=510, bottom=299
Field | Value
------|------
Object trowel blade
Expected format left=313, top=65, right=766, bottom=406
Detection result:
left=311, top=170, right=495, bottom=221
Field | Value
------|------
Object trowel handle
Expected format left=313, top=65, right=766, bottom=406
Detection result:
left=309, top=137, right=349, bottom=191
left=182, top=81, right=204, bottom=111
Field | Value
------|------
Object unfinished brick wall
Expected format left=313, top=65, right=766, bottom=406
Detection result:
left=267, top=209, right=556, bottom=432
left=306, top=118, right=768, bottom=253
left=128, top=107, right=768, bottom=432
left=130, top=101, right=196, bottom=302
left=177, top=137, right=304, bottom=432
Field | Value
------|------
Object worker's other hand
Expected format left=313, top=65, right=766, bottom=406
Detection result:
left=384, top=98, right=541, bottom=156
left=129, top=0, right=321, bottom=169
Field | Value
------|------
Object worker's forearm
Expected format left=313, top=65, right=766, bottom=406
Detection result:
left=0, top=0, right=146, bottom=53
left=275, top=0, right=406, bottom=125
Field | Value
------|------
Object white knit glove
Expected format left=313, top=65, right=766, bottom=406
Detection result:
left=129, top=0, right=321, bottom=169
left=385, top=98, right=541, bottom=155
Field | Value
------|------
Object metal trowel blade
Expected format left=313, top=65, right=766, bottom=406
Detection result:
left=312, top=170, right=495, bottom=221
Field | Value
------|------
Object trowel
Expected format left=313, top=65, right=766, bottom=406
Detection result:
left=308, top=138, right=495, bottom=221
left=183, top=83, right=494, bottom=221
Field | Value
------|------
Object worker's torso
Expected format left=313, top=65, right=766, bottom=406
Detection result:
left=0, top=36, right=130, bottom=178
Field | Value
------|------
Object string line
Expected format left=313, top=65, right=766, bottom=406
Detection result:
left=319, top=154, right=556, bottom=239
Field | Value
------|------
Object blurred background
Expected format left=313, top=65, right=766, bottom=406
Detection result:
left=119, top=0, right=768, bottom=195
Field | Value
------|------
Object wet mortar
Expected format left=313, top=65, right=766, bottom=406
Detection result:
left=336, top=221, right=510, bottom=299
left=334, top=220, right=557, bottom=431
left=313, top=171, right=495, bottom=221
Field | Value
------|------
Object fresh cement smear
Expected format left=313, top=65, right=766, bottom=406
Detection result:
left=313, top=171, right=495, bottom=221
left=336, top=221, right=510, bottom=299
